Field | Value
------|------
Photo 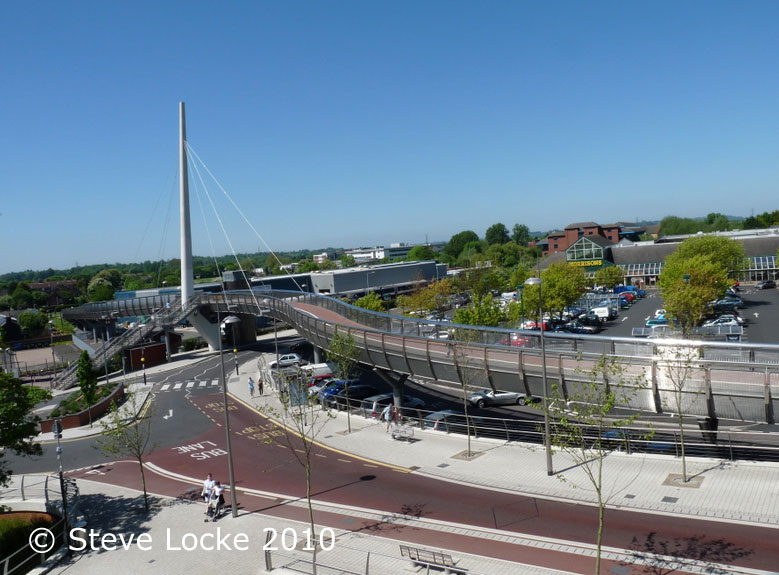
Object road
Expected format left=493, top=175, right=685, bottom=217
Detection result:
left=9, top=349, right=779, bottom=574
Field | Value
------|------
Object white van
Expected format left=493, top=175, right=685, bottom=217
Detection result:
left=298, top=362, right=334, bottom=382
left=590, top=304, right=617, bottom=321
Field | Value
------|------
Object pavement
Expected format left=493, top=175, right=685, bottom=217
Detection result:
left=14, top=331, right=779, bottom=575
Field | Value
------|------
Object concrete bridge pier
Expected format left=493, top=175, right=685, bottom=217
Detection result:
left=375, top=369, right=409, bottom=409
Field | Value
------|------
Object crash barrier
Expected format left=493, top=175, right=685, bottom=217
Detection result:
left=63, top=290, right=779, bottom=423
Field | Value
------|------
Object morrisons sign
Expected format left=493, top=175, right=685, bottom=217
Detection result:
left=569, top=259, right=603, bottom=267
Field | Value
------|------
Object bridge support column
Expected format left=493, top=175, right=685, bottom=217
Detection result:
left=765, top=370, right=774, bottom=425
left=313, top=346, right=323, bottom=364
left=374, top=369, right=408, bottom=408
left=164, top=326, right=172, bottom=362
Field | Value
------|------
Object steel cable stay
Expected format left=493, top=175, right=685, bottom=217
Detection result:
left=186, top=143, right=308, bottom=302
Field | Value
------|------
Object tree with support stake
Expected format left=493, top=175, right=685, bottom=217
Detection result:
left=544, top=354, right=651, bottom=575
left=97, top=392, right=157, bottom=512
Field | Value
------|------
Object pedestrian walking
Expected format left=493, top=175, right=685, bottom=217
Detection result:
left=202, top=473, right=215, bottom=513
left=391, top=405, right=400, bottom=428
left=382, top=403, right=393, bottom=432
left=248, top=377, right=255, bottom=397
left=258, top=375, right=264, bottom=395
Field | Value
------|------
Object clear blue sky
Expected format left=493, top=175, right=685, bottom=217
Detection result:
left=3, top=1, right=779, bottom=275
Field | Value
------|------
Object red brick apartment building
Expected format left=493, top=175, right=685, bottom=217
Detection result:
left=539, top=222, right=644, bottom=255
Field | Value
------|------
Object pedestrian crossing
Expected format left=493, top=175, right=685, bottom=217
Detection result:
left=159, top=380, right=221, bottom=392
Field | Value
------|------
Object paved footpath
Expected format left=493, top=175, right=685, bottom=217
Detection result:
left=24, top=339, right=779, bottom=575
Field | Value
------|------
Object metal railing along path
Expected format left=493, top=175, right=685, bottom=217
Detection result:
left=62, top=290, right=779, bottom=423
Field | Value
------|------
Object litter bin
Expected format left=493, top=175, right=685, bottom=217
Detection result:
left=697, top=417, right=718, bottom=445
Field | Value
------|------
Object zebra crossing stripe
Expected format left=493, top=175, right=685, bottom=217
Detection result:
left=198, top=381, right=206, bottom=387
left=186, top=381, right=194, bottom=389
left=174, top=383, right=183, bottom=390
left=211, top=380, right=219, bottom=386
left=161, top=384, right=170, bottom=391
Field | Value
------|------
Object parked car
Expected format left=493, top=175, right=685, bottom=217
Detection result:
left=557, top=319, right=601, bottom=335
left=268, top=353, right=304, bottom=369
left=500, top=333, right=533, bottom=347
left=316, top=379, right=360, bottom=404
left=467, top=388, right=536, bottom=408
left=329, top=384, right=380, bottom=410
left=577, top=312, right=602, bottom=327
left=645, top=318, right=669, bottom=328
left=756, top=279, right=776, bottom=290
left=716, top=296, right=744, bottom=308
left=308, top=377, right=339, bottom=397
left=423, top=410, right=471, bottom=433
left=360, top=393, right=426, bottom=419
left=702, top=316, right=741, bottom=328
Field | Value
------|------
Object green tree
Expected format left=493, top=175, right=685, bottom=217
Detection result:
left=594, top=266, right=625, bottom=289
left=522, top=262, right=587, bottom=321
left=340, top=254, right=356, bottom=268
left=97, top=392, right=157, bottom=512
left=512, top=223, right=531, bottom=245
left=485, top=223, right=510, bottom=246
left=656, top=344, right=702, bottom=484
left=87, top=277, right=114, bottom=302
left=406, top=245, right=437, bottom=261
left=18, top=311, right=48, bottom=333
left=93, top=268, right=123, bottom=289
left=671, top=235, right=745, bottom=275
left=353, top=292, right=385, bottom=312
left=326, top=329, right=362, bottom=433
left=452, top=294, right=505, bottom=327
left=444, top=230, right=480, bottom=261
left=76, top=350, right=99, bottom=426
left=11, top=284, right=33, bottom=309
left=0, top=373, right=51, bottom=486
left=547, top=356, right=650, bottom=575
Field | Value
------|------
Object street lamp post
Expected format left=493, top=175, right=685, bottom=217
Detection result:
left=219, top=313, right=241, bottom=518
left=366, top=271, right=375, bottom=294
left=49, top=320, right=57, bottom=386
left=140, top=354, right=147, bottom=386
left=524, top=276, right=554, bottom=476
left=517, top=285, right=525, bottom=328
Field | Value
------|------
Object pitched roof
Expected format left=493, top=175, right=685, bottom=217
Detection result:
left=564, top=221, right=600, bottom=230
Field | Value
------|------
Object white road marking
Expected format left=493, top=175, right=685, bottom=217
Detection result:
left=161, top=384, right=170, bottom=391
left=163, top=409, right=174, bottom=420
left=174, top=383, right=183, bottom=390
left=186, top=381, right=194, bottom=389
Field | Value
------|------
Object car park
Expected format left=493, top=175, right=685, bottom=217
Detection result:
left=268, top=353, right=304, bottom=369
left=360, top=393, right=426, bottom=418
left=467, top=388, right=536, bottom=408
left=756, top=279, right=776, bottom=290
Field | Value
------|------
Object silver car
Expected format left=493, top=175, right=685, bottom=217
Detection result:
left=467, top=388, right=534, bottom=408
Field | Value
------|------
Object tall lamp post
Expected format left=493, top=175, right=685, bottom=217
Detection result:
left=524, top=276, right=554, bottom=476
left=49, top=320, right=57, bottom=386
left=219, top=313, right=241, bottom=517
left=140, top=354, right=147, bottom=386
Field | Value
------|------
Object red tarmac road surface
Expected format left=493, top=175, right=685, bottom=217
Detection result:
left=68, top=394, right=779, bottom=575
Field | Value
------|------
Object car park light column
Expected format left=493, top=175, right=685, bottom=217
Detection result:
left=220, top=312, right=241, bottom=517
left=524, top=276, right=554, bottom=476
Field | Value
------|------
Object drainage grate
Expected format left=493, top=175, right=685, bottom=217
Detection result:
left=624, top=494, right=635, bottom=499
left=437, top=463, right=450, bottom=468
left=662, top=496, right=679, bottom=503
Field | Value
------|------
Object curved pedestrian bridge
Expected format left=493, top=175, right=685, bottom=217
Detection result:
left=63, top=290, right=779, bottom=424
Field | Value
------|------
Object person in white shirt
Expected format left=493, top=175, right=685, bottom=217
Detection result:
left=202, top=473, right=215, bottom=511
